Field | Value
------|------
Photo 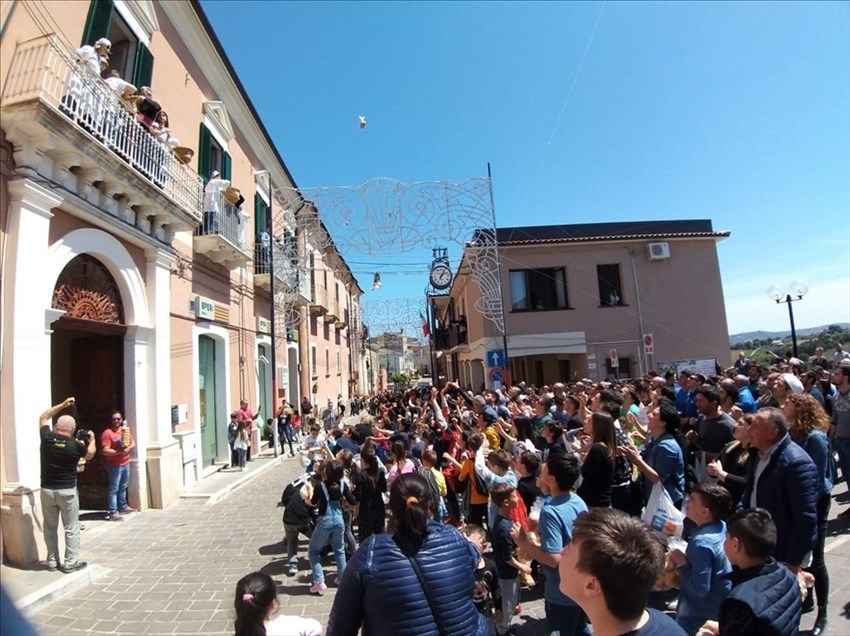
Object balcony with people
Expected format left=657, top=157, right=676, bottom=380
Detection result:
left=193, top=181, right=252, bottom=269
left=1, top=34, right=203, bottom=238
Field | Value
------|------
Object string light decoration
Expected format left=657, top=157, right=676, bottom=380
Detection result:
left=270, top=177, right=506, bottom=335
left=360, top=297, right=428, bottom=340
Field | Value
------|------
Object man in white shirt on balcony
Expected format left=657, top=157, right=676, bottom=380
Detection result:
left=203, top=170, right=230, bottom=234
left=63, top=38, right=111, bottom=129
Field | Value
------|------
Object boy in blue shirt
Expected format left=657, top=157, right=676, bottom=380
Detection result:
left=511, top=453, right=589, bottom=636
left=669, top=482, right=732, bottom=635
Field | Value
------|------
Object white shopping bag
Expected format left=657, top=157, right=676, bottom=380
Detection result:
left=642, top=482, right=684, bottom=538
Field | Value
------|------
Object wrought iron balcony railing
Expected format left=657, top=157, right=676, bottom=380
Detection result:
left=1, top=35, right=203, bottom=224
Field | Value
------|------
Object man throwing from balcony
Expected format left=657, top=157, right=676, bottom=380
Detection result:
left=39, top=397, right=96, bottom=572
left=203, top=170, right=231, bottom=234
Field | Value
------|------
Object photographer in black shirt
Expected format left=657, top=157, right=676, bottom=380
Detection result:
left=39, top=397, right=95, bottom=573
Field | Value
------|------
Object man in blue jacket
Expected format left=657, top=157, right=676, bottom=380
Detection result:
left=740, top=407, right=817, bottom=571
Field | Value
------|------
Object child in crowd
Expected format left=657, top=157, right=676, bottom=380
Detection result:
left=419, top=449, right=447, bottom=522
left=227, top=412, right=239, bottom=468
left=697, top=508, right=802, bottom=636
left=669, top=482, right=733, bottom=635
left=307, top=460, right=356, bottom=595
left=234, top=571, right=322, bottom=636
left=514, top=450, right=543, bottom=511
left=386, top=441, right=417, bottom=486
left=282, top=472, right=319, bottom=576
left=475, top=446, right=518, bottom=531
left=463, top=524, right=500, bottom=630
left=557, top=508, right=686, bottom=636
left=491, top=483, right=532, bottom=636
left=301, top=424, right=325, bottom=472
left=291, top=412, right=302, bottom=443
left=455, top=432, right=489, bottom=527
left=233, top=421, right=249, bottom=471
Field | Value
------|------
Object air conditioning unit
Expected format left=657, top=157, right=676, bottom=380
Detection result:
left=647, top=242, right=670, bottom=261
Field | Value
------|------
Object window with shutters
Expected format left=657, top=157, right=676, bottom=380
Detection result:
left=197, top=123, right=230, bottom=183
left=254, top=194, right=269, bottom=240
left=82, top=0, right=153, bottom=88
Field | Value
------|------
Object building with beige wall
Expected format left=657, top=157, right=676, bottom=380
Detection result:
left=433, top=220, right=730, bottom=389
left=0, top=0, right=360, bottom=566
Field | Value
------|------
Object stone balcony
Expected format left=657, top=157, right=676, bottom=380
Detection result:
left=1, top=35, right=203, bottom=241
left=193, top=191, right=252, bottom=269
left=309, top=288, right=328, bottom=316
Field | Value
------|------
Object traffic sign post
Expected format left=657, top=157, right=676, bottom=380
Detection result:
left=643, top=333, right=654, bottom=355
left=487, top=349, right=506, bottom=368
left=489, top=367, right=505, bottom=385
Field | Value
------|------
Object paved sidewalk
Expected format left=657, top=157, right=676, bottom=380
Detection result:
left=7, top=450, right=850, bottom=635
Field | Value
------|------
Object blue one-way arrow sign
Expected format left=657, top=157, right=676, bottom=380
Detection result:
left=487, top=349, right=506, bottom=368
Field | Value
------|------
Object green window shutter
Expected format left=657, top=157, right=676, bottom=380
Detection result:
left=254, top=193, right=267, bottom=238
left=82, top=0, right=113, bottom=46
left=133, top=42, right=154, bottom=89
left=222, top=152, right=232, bottom=181
left=198, top=123, right=212, bottom=183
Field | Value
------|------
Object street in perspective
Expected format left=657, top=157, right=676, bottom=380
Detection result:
left=1, top=1, right=848, bottom=636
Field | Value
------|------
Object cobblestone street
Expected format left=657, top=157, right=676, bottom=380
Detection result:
left=16, top=452, right=850, bottom=636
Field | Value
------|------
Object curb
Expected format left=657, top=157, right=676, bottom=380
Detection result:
left=9, top=564, right=109, bottom=613
left=180, top=452, right=285, bottom=505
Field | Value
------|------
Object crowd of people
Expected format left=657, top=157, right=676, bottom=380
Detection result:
left=34, top=345, right=847, bottom=635
left=248, top=351, right=849, bottom=636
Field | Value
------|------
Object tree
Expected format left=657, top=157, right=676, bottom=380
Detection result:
left=391, top=373, right=411, bottom=390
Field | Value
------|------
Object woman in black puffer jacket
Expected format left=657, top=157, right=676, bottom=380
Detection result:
left=326, top=473, right=488, bottom=636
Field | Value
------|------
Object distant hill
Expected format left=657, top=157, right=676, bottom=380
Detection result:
left=730, top=323, right=850, bottom=346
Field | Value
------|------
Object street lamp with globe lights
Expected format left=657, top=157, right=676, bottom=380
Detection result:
left=767, top=281, right=809, bottom=358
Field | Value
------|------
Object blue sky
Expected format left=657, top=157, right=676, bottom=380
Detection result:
left=202, top=0, right=850, bottom=335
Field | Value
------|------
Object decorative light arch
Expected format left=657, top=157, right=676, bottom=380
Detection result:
left=270, top=177, right=505, bottom=338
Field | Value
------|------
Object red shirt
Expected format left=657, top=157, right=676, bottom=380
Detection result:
left=101, top=427, right=129, bottom=467
left=237, top=407, right=255, bottom=431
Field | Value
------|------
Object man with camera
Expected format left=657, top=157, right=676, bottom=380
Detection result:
left=39, top=396, right=95, bottom=573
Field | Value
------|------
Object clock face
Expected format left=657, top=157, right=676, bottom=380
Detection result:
left=430, top=265, right=452, bottom=289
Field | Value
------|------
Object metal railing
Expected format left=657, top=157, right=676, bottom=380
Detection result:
left=196, top=191, right=251, bottom=252
left=1, top=35, right=203, bottom=222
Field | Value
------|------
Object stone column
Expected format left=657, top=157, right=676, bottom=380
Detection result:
left=143, top=249, right=183, bottom=509
left=123, top=325, right=153, bottom=511
left=0, top=179, right=63, bottom=567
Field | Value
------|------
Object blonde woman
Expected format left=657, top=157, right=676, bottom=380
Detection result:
left=784, top=392, right=832, bottom=635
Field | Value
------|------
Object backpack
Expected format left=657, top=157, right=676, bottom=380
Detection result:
left=418, top=466, right=443, bottom=521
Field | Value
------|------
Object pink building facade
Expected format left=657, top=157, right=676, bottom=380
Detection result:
left=0, top=0, right=362, bottom=566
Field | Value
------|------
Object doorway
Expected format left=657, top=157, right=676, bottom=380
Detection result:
left=257, top=342, right=271, bottom=426
left=51, top=321, right=125, bottom=510
left=198, top=335, right=218, bottom=466
left=51, top=254, right=127, bottom=510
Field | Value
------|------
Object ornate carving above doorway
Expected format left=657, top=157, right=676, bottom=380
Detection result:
left=52, top=254, right=125, bottom=324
